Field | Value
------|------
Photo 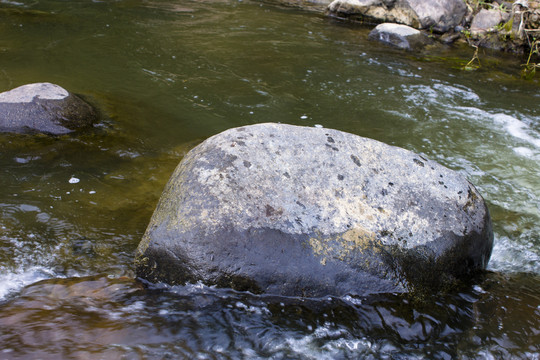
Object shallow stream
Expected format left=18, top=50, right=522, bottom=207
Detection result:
left=0, top=0, right=539, bottom=358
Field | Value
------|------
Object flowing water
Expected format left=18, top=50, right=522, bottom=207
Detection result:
left=0, top=0, right=539, bottom=358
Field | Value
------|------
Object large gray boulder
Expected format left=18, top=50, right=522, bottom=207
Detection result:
left=327, top=0, right=467, bottom=33
left=136, top=123, right=493, bottom=297
left=0, top=82, right=97, bottom=135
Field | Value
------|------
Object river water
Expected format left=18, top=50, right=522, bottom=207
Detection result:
left=0, top=0, right=539, bottom=358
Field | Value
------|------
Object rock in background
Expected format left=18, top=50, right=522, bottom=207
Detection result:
left=326, top=0, right=467, bottom=33
left=368, top=23, right=434, bottom=50
left=465, top=0, right=540, bottom=53
left=0, top=82, right=97, bottom=135
left=470, top=8, right=510, bottom=34
left=323, top=0, right=539, bottom=54
left=136, top=123, right=493, bottom=297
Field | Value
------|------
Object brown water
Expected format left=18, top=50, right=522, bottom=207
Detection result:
left=0, top=0, right=539, bottom=358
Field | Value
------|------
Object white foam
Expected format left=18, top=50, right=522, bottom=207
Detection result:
left=402, top=84, right=534, bottom=160
left=402, top=83, right=480, bottom=106
left=424, top=98, right=539, bottom=153
left=493, top=113, right=540, bottom=149
left=0, top=266, right=55, bottom=300
left=269, top=324, right=374, bottom=359
left=488, top=235, right=540, bottom=274
left=0, top=83, right=69, bottom=103
left=235, top=301, right=271, bottom=315
left=513, top=146, right=535, bottom=158
left=433, top=83, right=481, bottom=102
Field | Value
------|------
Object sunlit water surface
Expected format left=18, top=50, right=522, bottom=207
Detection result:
left=0, top=0, right=539, bottom=358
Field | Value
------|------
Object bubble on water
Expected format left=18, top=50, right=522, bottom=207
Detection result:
left=69, top=177, right=80, bottom=184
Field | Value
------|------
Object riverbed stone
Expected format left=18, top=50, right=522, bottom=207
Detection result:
left=0, top=82, right=97, bottom=134
left=135, top=123, right=493, bottom=297
left=326, top=0, right=467, bottom=33
left=368, top=22, right=433, bottom=50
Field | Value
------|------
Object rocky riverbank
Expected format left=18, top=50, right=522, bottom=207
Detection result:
left=279, top=0, right=539, bottom=70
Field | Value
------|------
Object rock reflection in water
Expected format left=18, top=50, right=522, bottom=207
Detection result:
left=0, top=273, right=538, bottom=359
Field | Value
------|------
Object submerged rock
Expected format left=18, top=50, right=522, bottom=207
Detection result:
left=326, top=0, right=467, bottom=33
left=136, top=123, right=493, bottom=297
left=0, top=82, right=97, bottom=135
left=368, top=23, right=433, bottom=50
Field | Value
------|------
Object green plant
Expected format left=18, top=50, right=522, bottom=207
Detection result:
left=502, top=17, right=514, bottom=33
left=521, top=36, right=540, bottom=79
left=494, top=22, right=505, bottom=32
left=463, top=45, right=481, bottom=71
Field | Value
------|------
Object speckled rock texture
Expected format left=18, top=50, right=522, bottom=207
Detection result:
left=136, top=123, right=493, bottom=297
left=0, top=82, right=97, bottom=134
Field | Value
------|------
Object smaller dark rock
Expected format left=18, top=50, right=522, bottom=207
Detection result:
left=368, top=23, right=433, bottom=51
left=0, top=82, right=98, bottom=135
left=439, top=30, right=461, bottom=44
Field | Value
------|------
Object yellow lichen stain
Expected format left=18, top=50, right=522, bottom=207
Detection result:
left=308, top=227, right=378, bottom=265
left=308, top=235, right=329, bottom=265
left=340, top=227, right=377, bottom=256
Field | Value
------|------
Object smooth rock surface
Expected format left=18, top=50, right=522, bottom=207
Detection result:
left=368, top=23, right=433, bottom=50
left=0, top=83, right=97, bottom=134
left=327, top=0, right=467, bottom=33
left=136, top=123, right=493, bottom=297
